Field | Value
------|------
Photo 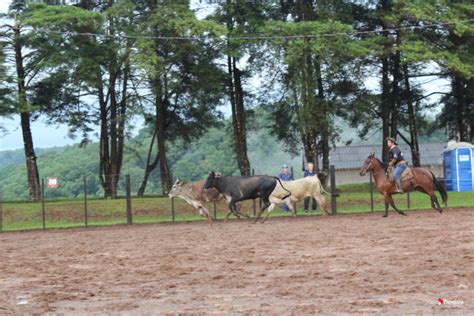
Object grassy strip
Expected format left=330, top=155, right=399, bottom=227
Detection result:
left=1, top=188, right=472, bottom=232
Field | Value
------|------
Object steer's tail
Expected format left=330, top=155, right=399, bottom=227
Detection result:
left=308, top=175, right=331, bottom=195
left=275, top=177, right=292, bottom=200
left=320, top=186, right=331, bottom=195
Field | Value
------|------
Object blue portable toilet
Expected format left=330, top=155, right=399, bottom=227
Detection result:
left=443, top=142, right=474, bottom=192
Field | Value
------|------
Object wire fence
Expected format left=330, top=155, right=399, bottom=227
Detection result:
left=1, top=173, right=167, bottom=202
left=0, top=166, right=452, bottom=232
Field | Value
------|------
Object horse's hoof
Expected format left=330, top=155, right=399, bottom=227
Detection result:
left=399, top=212, right=407, bottom=216
left=382, top=214, right=388, bottom=218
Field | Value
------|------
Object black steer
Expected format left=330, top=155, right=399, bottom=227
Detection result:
left=203, top=171, right=291, bottom=223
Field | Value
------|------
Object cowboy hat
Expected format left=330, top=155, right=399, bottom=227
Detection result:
left=386, top=137, right=398, bottom=145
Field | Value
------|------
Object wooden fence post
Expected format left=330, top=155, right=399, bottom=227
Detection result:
left=0, top=192, right=3, bottom=232
left=213, top=201, right=217, bottom=220
left=41, top=178, right=46, bottom=229
left=406, top=191, right=411, bottom=209
left=290, top=166, right=297, bottom=215
left=84, top=176, right=88, bottom=227
left=171, top=197, right=175, bottom=222
left=252, top=168, right=256, bottom=217
left=369, top=173, right=374, bottom=212
left=330, top=165, right=338, bottom=215
left=125, top=175, right=133, bottom=225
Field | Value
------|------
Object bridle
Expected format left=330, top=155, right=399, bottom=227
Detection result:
left=360, top=155, right=375, bottom=175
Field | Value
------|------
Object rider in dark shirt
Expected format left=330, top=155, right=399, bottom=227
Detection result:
left=387, top=137, right=407, bottom=193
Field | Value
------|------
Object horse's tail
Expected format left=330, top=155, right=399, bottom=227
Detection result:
left=274, top=177, right=292, bottom=200
left=431, top=171, right=448, bottom=207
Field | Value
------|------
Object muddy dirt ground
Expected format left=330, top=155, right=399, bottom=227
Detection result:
left=0, top=208, right=472, bottom=315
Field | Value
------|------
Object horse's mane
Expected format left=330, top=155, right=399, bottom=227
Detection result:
left=374, top=157, right=388, bottom=171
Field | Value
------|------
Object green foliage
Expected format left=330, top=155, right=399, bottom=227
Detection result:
left=0, top=1, right=106, bottom=142
left=1, top=0, right=474, bottom=201
left=0, top=42, right=15, bottom=120
left=396, top=0, right=474, bottom=78
left=264, top=20, right=368, bottom=59
left=168, top=126, right=239, bottom=180
left=261, top=13, right=373, bottom=157
left=132, top=1, right=226, bottom=145
left=23, top=3, right=102, bottom=29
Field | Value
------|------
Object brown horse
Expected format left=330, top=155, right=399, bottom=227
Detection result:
left=359, top=153, right=448, bottom=217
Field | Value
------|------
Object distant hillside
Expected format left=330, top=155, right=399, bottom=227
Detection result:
left=0, top=147, right=66, bottom=167
left=0, top=125, right=303, bottom=201
left=0, top=108, right=447, bottom=201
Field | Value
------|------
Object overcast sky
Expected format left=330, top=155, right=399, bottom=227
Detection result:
left=0, top=1, right=9, bottom=13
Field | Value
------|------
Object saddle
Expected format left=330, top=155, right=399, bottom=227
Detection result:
left=387, top=166, right=415, bottom=183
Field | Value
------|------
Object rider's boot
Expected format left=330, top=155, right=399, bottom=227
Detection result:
left=394, top=180, right=404, bottom=193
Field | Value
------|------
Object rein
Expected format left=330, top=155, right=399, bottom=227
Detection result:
left=367, top=158, right=388, bottom=182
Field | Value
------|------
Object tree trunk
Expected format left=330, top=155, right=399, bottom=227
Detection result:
left=390, top=31, right=402, bottom=141
left=294, top=70, right=318, bottom=169
left=109, top=73, right=119, bottom=198
left=314, top=60, right=330, bottom=186
left=380, top=2, right=392, bottom=162
left=14, top=23, right=41, bottom=202
left=403, top=63, right=421, bottom=167
left=20, top=112, right=41, bottom=201
left=296, top=1, right=326, bottom=180
left=469, top=78, right=474, bottom=142
left=98, top=63, right=128, bottom=198
left=137, top=75, right=173, bottom=196
left=453, top=75, right=467, bottom=141
left=302, top=133, right=318, bottom=169
left=156, top=90, right=172, bottom=194
left=227, top=55, right=251, bottom=176
left=98, top=74, right=120, bottom=199
left=98, top=35, right=132, bottom=198
left=381, top=56, right=391, bottom=162
left=233, top=59, right=251, bottom=175
left=297, top=57, right=319, bottom=172
left=98, top=76, right=111, bottom=198
left=226, top=4, right=251, bottom=176
left=137, top=129, right=159, bottom=197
